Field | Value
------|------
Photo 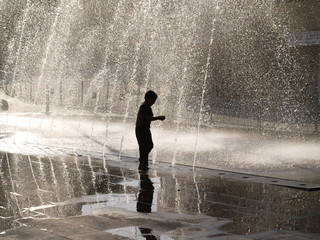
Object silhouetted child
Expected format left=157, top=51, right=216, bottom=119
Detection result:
left=135, top=90, right=165, bottom=171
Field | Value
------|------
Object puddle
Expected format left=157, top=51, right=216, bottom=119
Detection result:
left=81, top=194, right=138, bottom=214
left=0, top=151, right=320, bottom=237
left=0, top=151, right=164, bottom=232
left=106, top=226, right=174, bottom=240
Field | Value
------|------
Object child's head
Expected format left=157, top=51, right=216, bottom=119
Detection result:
left=144, top=90, right=157, bottom=106
left=145, top=90, right=157, bottom=101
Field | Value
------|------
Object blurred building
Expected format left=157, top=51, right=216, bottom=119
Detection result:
left=204, top=0, right=319, bottom=127
left=278, top=0, right=320, bottom=127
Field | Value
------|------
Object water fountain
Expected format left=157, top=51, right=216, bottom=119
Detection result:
left=0, top=0, right=319, bottom=180
left=0, top=2, right=320, bottom=238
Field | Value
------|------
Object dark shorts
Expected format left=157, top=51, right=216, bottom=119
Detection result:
left=135, top=127, right=153, bottom=151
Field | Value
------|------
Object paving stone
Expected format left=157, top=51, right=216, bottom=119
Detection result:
left=62, top=215, right=130, bottom=231
left=17, top=219, right=100, bottom=238
left=1, top=226, right=67, bottom=239
left=68, top=231, right=129, bottom=240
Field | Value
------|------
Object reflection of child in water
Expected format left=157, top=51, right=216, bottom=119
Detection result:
left=135, top=91, right=165, bottom=171
left=137, top=172, right=154, bottom=213
left=137, top=173, right=157, bottom=239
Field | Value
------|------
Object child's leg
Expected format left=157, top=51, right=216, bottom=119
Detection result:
left=136, top=128, right=153, bottom=169
left=139, top=141, right=153, bottom=167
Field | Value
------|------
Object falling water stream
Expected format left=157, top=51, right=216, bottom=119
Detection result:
left=10, top=0, right=31, bottom=96
left=193, top=17, right=216, bottom=170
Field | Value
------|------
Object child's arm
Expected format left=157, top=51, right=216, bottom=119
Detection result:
left=155, top=115, right=165, bottom=121
left=146, top=115, right=166, bottom=121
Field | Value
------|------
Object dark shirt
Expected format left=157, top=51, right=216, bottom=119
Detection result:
left=136, top=103, right=153, bottom=128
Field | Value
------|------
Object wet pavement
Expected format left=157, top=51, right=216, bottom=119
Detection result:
left=0, top=145, right=319, bottom=239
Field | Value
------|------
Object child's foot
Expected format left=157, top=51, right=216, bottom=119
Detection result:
left=138, top=165, right=149, bottom=171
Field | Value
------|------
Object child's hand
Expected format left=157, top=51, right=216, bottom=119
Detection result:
left=158, top=115, right=166, bottom=121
